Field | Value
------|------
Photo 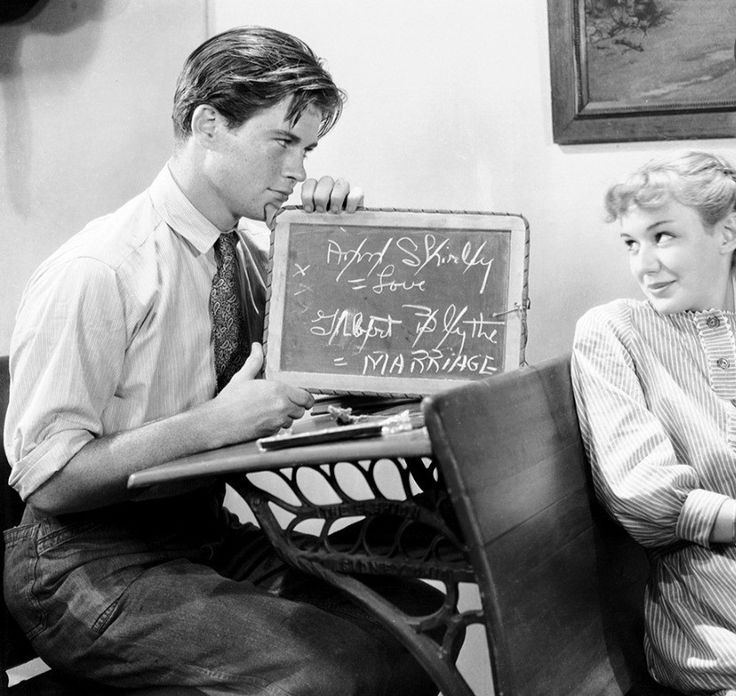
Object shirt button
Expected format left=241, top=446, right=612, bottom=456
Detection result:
left=717, top=358, right=731, bottom=369
left=707, top=315, right=721, bottom=328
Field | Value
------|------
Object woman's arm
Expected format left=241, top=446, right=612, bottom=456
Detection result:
left=572, top=306, right=732, bottom=548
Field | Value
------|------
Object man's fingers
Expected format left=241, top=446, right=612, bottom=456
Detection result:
left=311, top=176, right=337, bottom=213
left=344, top=186, right=364, bottom=213
left=328, top=178, right=351, bottom=214
left=300, top=178, right=317, bottom=212
left=286, top=386, right=314, bottom=410
left=300, top=177, right=364, bottom=214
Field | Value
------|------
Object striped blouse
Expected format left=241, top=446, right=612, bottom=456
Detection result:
left=572, top=298, right=736, bottom=695
left=4, top=165, right=268, bottom=501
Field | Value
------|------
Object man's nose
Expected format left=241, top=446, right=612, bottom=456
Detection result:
left=284, top=153, right=307, bottom=182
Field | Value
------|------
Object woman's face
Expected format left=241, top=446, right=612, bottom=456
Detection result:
left=619, top=198, right=736, bottom=314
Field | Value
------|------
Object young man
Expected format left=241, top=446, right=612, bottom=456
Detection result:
left=4, top=26, right=438, bottom=695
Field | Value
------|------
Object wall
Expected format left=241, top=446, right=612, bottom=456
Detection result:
left=2, top=1, right=736, bottom=693
left=204, top=3, right=736, bottom=693
left=2, top=0, right=735, bottom=359
left=208, top=0, right=736, bottom=365
left=0, top=0, right=207, bottom=353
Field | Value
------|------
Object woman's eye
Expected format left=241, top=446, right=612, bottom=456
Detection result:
left=623, top=239, right=638, bottom=252
left=655, top=232, right=673, bottom=244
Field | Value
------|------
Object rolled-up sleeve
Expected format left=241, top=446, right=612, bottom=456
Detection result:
left=5, top=257, right=126, bottom=500
left=572, top=307, right=727, bottom=549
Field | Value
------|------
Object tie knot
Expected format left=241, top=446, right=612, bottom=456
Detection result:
left=217, top=231, right=239, bottom=250
left=214, top=232, right=239, bottom=266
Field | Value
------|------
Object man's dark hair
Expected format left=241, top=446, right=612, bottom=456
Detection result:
left=172, top=26, right=345, bottom=140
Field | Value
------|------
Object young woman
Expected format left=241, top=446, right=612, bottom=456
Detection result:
left=572, top=151, right=736, bottom=695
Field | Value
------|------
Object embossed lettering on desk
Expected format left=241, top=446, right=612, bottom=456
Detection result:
left=330, top=557, right=456, bottom=580
left=313, top=500, right=424, bottom=520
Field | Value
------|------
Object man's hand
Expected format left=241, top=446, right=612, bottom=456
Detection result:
left=301, top=176, right=364, bottom=214
left=25, top=345, right=313, bottom=516
left=211, top=343, right=314, bottom=444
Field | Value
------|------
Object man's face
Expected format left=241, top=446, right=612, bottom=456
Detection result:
left=205, top=97, right=321, bottom=228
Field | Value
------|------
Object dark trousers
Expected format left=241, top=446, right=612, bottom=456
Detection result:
left=4, top=484, right=440, bottom=696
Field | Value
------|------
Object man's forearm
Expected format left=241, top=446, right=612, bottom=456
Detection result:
left=26, top=400, right=225, bottom=516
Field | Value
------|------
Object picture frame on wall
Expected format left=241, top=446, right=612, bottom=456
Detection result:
left=548, top=0, right=736, bottom=144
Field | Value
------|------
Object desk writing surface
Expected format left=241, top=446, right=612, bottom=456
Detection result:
left=126, top=427, right=432, bottom=491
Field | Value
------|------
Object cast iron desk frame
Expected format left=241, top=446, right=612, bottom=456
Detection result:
left=127, top=428, right=484, bottom=696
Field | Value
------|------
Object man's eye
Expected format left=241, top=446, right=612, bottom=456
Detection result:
left=275, top=139, right=289, bottom=149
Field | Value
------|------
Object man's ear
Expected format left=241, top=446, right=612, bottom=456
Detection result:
left=190, top=104, right=220, bottom=148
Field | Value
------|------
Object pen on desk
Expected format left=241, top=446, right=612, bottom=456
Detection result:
left=256, top=410, right=424, bottom=451
left=257, top=420, right=384, bottom=451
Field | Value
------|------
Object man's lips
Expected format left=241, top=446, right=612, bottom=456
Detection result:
left=269, top=189, right=292, bottom=202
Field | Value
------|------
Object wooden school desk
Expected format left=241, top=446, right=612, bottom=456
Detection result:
left=128, top=359, right=672, bottom=696
left=127, top=412, right=483, bottom=696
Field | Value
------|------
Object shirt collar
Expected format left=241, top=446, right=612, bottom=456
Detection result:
left=148, top=163, right=225, bottom=254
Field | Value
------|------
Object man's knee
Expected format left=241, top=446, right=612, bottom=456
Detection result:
left=278, top=634, right=392, bottom=696
left=284, top=632, right=437, bottom=696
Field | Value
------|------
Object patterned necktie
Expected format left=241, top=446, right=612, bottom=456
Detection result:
left=210, top=231, right=249, bottom=392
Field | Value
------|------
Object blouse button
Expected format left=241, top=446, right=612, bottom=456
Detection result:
left=707, top=315, right=721, bottom=328
left=717, top=357, right=731, bottom=369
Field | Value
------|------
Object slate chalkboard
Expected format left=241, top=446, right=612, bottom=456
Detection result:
left=264, top=208, right=529, bottom=396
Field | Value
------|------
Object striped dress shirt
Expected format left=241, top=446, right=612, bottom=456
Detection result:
left=5, top=165, right=268, bottom=501
left=572, top=298, right=736, bottom=695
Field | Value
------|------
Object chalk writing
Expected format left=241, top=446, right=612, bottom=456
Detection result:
left=323, top=234, right=494, bottom=296
left=277, top=219, right=515, bottom=383
left=362, top=350, right=497, bottom=377
left=310, top=309, right=402, bottom=352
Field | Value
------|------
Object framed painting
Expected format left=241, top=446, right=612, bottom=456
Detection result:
left=548, top=0, right=736, bottom=144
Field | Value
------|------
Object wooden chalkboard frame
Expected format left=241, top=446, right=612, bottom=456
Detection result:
left=263, top=207, right=530, bottom=397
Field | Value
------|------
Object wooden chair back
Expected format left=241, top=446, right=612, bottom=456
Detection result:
left=422, top=354, right=683, bottom=696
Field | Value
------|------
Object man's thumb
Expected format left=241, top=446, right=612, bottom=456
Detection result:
left=241, top=342, right=264, bottom=379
